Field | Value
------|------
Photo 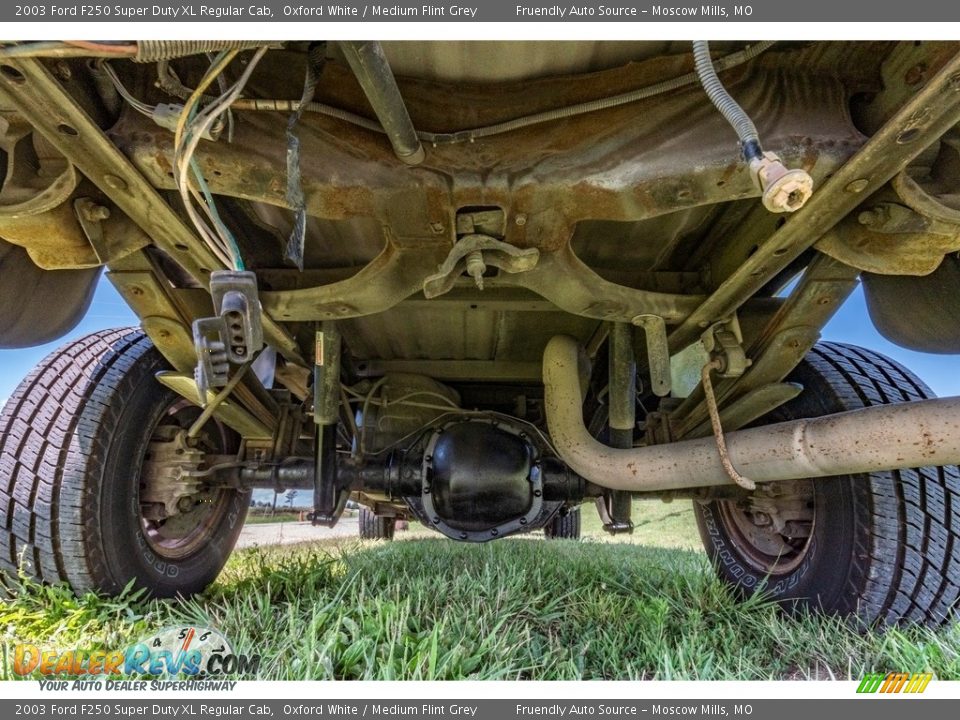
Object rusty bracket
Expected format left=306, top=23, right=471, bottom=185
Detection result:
left=423, top=234, right=540, bottom=299
left=261, top=243, right=446, bottom=321
left=496, top=243, right=704, bottom=325
left=817, top=166, right=960, bottom=275
left=701, top=318, right=750, bottom=379
left=263, top=237, right=704, bottom=326
left=892, top=167, right=960, bottom=225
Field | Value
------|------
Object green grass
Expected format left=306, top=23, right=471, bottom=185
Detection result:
left=2, top=501, right=959, bottom=680
left=244, top=511, right=306, bottom=525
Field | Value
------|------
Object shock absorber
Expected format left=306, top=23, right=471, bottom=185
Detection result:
left=598, top=322, right=635, bottom=534
left=312, top=322, right=346, bottom=526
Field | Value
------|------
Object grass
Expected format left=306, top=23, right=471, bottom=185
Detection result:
left=2, top=501, right=959, bottom=680
left=245, top=511, right=307, bottom=525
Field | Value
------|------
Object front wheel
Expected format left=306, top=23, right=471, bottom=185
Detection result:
left=544, top=507, right=581, bottom=539
left=0, top=329, right=249, bottom=598
left=694, top=342, right=960, bottom=627
left=358, top=507, right=396, bottom=540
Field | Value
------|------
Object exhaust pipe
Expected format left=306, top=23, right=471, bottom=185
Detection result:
left=543, top=335, right=960, bottom=492
left=340, top=41, right=425, bottom=166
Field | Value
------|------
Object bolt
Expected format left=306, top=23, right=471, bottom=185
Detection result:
left=858, top=208, right=884, bottom=226
left=103, top=174, right=128, bottom=191
left=752, top=511, right=771, bottom=526
left=459, top=532, right=468, bottom=539
left=845, top=178, right=870, bottom=194
left=514, top=213, right=527, bottom=226
left=905, top=63, right=928, bottom=86
left=54, top=62, right=72, bottom=81
left=177, top=496, right=194, bottom=513
left=465, top=250, right=486, bottom=291
left=430, top=222, right=445, bottom=234
left=897, top=127, right=922, bottom=144
left=129, top=285, right=144, bottom=297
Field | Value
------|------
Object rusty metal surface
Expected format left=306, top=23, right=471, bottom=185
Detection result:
left=2, top=41, right=958, bottom=411
left=0, top=124, right=96, bottom=269
left=99, top=43, right=862, bottom=373
left=817, top=146, right=960, bottom=276
left=121, top=54, right=859, bottom=250
left=668, top=48, right=960, bottom=353
left=377, top=41, right=701, bottom=83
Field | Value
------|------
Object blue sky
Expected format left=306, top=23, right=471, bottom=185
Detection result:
left=0, top=275, right=958, bottom=407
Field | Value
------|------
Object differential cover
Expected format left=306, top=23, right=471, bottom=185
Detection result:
left=426, top=421, right=535, bottom=535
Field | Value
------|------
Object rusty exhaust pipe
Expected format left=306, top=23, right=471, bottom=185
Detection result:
left=543, top=335, right=960, bottom=492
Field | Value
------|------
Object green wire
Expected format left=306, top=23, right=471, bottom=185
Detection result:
left=189, top=158, right=245, bottom=271
left=181, top=53, right=246, bottom=271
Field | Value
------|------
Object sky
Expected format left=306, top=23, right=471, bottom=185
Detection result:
left=0, top=275, right=958, bottom=410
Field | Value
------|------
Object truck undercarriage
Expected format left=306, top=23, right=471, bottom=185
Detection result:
left=1, top=40, right=960, bottom=625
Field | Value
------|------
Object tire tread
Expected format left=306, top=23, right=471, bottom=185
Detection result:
left=805, top=342, right=960, bottom=625
left=0, top=328, right=152, bottom=591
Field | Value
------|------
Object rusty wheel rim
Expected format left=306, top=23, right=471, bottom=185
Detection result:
left=138, top=401, right=235, bottom=560
left=715, top=480, right=817, bottom=575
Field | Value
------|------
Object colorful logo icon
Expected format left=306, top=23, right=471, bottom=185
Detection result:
left=13, top=625, right=259, bottom=677
left=856, top=672, right=933, bottom=694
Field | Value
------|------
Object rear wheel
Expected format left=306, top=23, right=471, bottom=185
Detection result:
left=694, top=342, right=960, bottom=626
left=0, top=329, right=249, bottom=598
left=544, top=507, right=581, bottom=539
left=359, top=507, right=396, bottom=540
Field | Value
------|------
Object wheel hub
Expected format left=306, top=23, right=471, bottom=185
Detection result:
left=138, top=405, right=236, bottom=559
left=717, top=479, right=816, bottom=574
left=140, top=427, right=206, bottom=521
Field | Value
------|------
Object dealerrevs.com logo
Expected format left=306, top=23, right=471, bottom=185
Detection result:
left=856, top=672, right=934, bottom=694
left=12, top=625, right=261, bottom=689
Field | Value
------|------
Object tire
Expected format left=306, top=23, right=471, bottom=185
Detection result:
left=544, top=507, right=581, bottom=539
left=0, top=329, right=249, bottom=598
left=359, top=507, right=395, bottom=540
left=694, top=342, right=960, bottom=627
